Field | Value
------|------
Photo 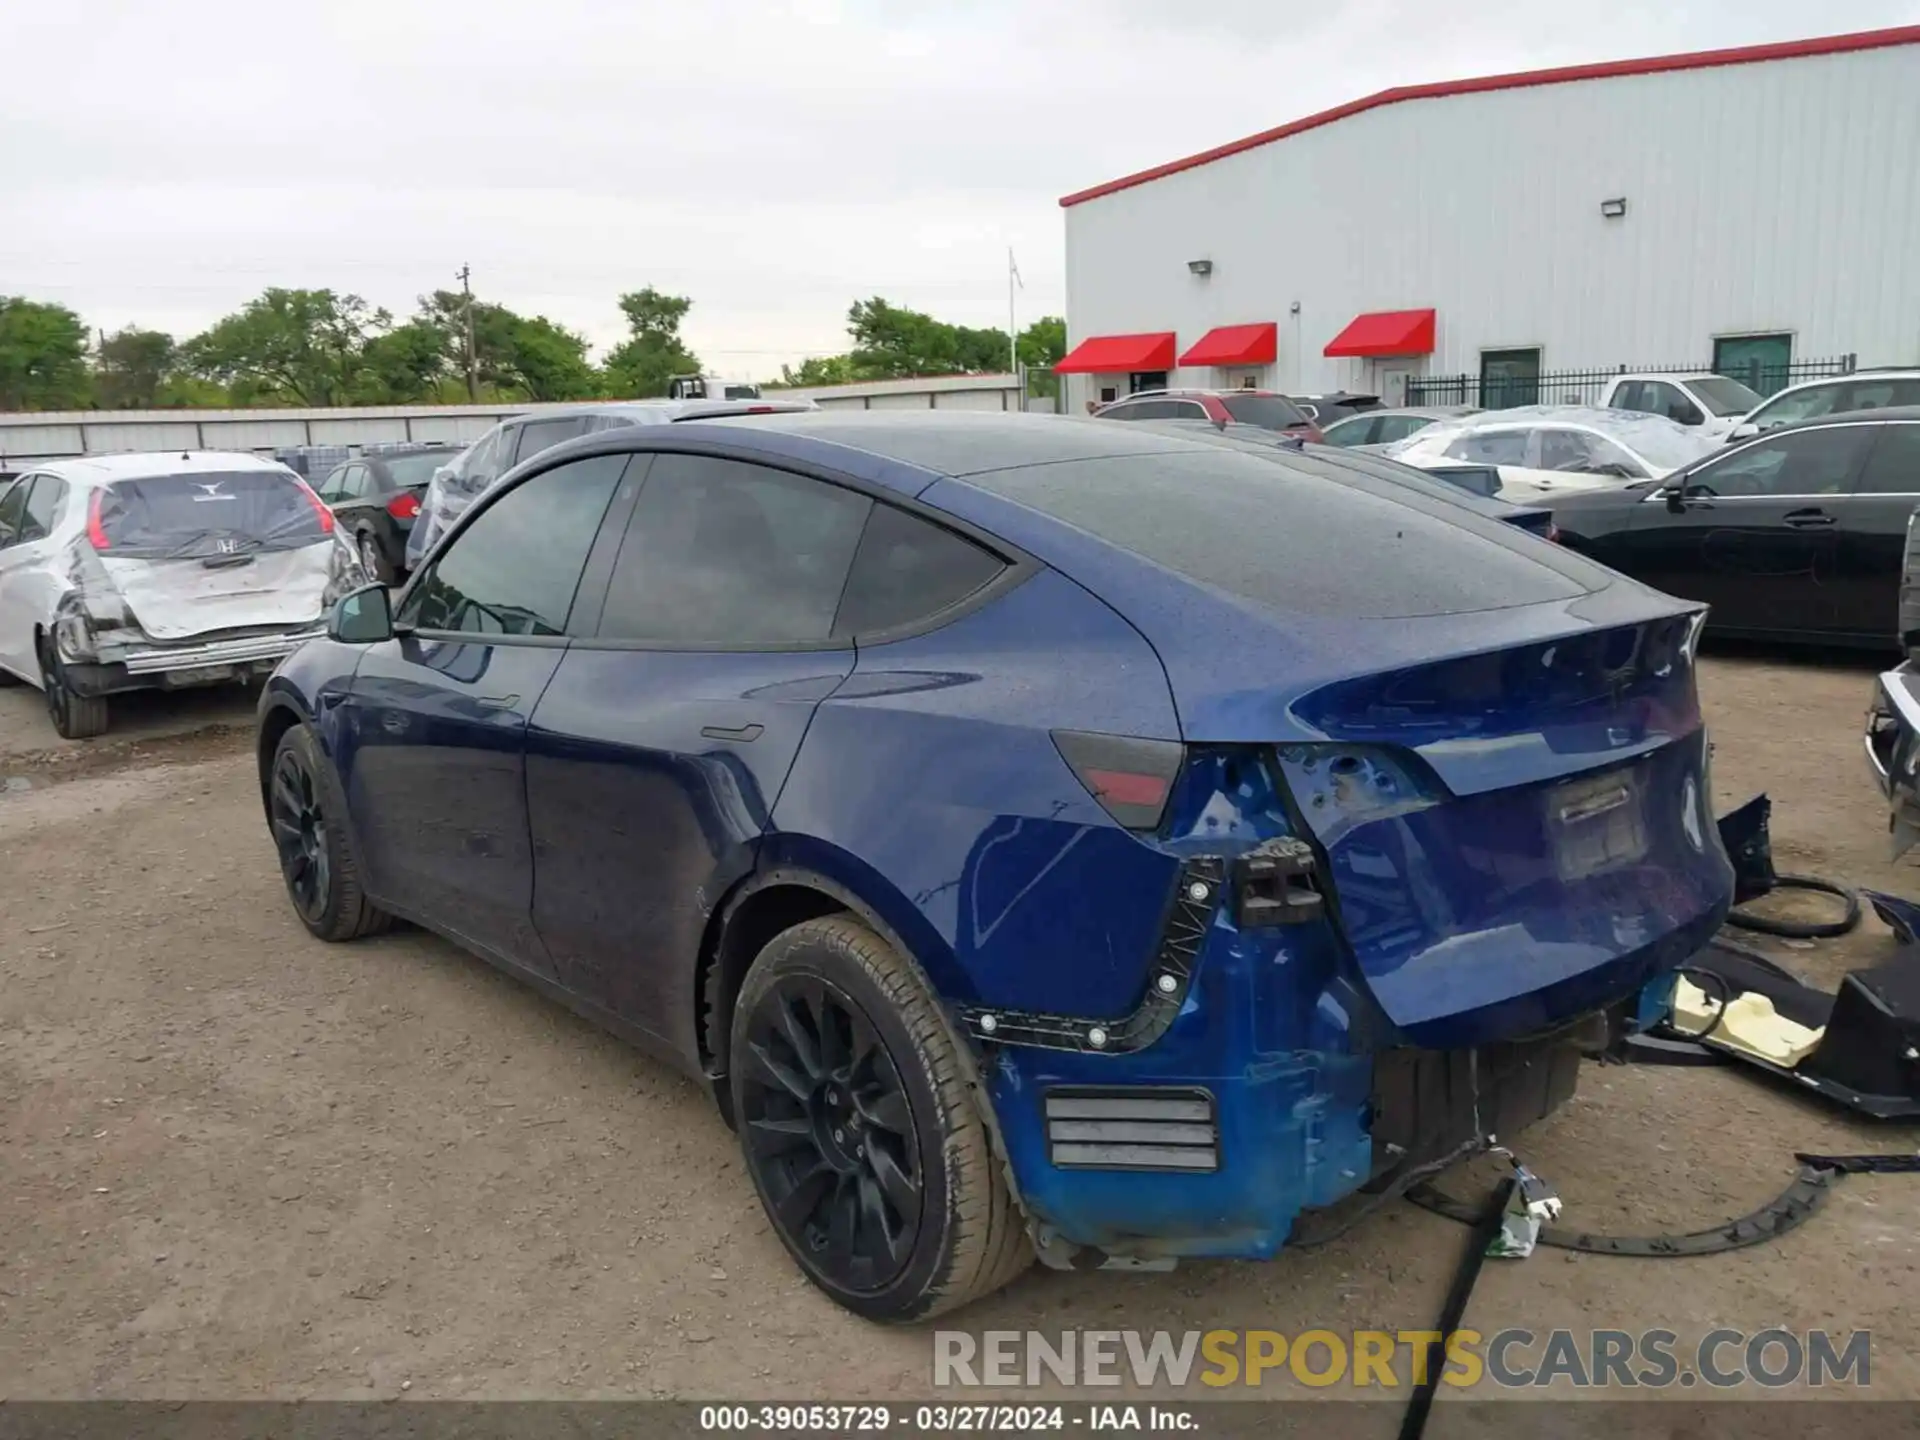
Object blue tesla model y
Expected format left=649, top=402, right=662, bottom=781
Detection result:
left=256, top=412, right=1733, bottom=1320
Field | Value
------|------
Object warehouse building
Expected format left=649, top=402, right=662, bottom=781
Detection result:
left=1054, top=25, right=1920, bottom=413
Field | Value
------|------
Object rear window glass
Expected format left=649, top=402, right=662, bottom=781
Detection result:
left=1219, top=394, right=1309, bottom=430
left=93, top=471, right=329, bottom=558
left=382, top=452, right=451, bottom=487
left=965, top=451, right=1588, bottom=618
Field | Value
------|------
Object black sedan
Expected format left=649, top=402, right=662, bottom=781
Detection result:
left=314, top=447, right=458, bottom=582
left=1549, top=408, right=1920, bottom=648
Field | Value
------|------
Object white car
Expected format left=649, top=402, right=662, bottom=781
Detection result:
left=1599, top=372, right=1763, bottom=439
left=0, top=452, right=366, bottom=739
left=406, top=397, right=818, bottom=570
left=1384, top=405, right=1719, bottom=503
left=1727, top=368, right=1920, bottom=442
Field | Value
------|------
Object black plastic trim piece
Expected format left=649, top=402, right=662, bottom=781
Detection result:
left=1044, top=1086, right=1219, bottom=1172
left=956, top=857, right=1222, bottom=1053
left=1232, top=836, right=1325, bottom=927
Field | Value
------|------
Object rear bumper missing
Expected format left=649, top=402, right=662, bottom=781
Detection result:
left=67, top=628, right=324, bottom=697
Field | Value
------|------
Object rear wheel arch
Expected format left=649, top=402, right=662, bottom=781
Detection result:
left=696, top=863, right=1030, bottom=1230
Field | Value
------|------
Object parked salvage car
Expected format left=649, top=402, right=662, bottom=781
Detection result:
left=314, top=445, right=458, bottom=584
left=259, top=412, right=1732, bottom=1320
left=1133, top=418, right=1558, bottom=539
left=0, top=452, right=364, bottom=738
left=1730, top=368, right=1920, bottom=443
left=1286, top=391, right=1381, bottom=426
left=405, top=398, right=819, bottom=570
left=1092, top=388, right=1319, bottom=438
left=1386, top=406, right=1718, bottom=502
left=1600, top=372, right=1762, bottom=439
left=1319, top=405, right=1480, bottom=449
left=1550, top=408, right=1920, bottom=648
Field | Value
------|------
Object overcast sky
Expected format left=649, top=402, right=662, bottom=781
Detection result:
left=4, top=0, right=1916, bottom=379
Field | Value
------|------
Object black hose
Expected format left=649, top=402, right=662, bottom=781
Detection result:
left=1398, top=1177, right=1514, bottom=1440
left=1666, top=964, right=1733, bottom=1042
left=1725, top=872, right=1860, bottom=940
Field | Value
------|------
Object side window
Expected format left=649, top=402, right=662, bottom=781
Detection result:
left=1537, top=429, right=1643, bottom=477
left=1857, top=426, right=1920, bottom=496
left=1687, top=427, right=1873, bottom=499
left=1752, top=383, right=1841, bottom=430
left=1374, top=415, right=1433, bottom=444
left=1444, top=431, right=1529, bottom=466
left=316, top=464, right=350, bottom=500
left=19, top=476, right=67, bottom=541
left=399, top=454, right=628, bottom=637
left=1174, top=401, right=1212, bottom=420
left=595, top=454, right=871, bottom=647
left=1099, top=401, right=1147, bottom=421
left=338, top=464, right=372, bottom=500
left=1647, top=383, right=1702, bottom=426
left=1841, top=379, right=1919, bottom=413
left=512, top=417, right=590, bottom=465
left=833, top=504, right=1007, bottom=638
left=1609, top=381, right=1648, bottom=413
left=459, top=429, right=504, bottom=488
left=1324, top=415, right=1378, bottom=446
left=0, top=475, right=35, bottom=545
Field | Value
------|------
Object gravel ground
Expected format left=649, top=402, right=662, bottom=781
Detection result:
left=1, top=649, right=1917, bottom=1407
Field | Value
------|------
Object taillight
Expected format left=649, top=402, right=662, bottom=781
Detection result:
left=87, top=490, right=110, bottom=550
left=747, top=405, right=775, bottom=414
left=1052, top=730, right=1184, bottom=832
left=387, top=492, right=422, bottom=521
left=295, top=479, right=335, bottom=534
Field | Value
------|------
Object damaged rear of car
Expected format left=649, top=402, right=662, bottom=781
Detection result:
left=917, top=442, right=1735, bottom=1267
left=0, top=452, right=362, bottom=738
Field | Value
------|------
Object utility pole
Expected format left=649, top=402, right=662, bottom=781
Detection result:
left=457, top=263, right=477, bottom=402
left=1007, top=248, right=1023, bottom=375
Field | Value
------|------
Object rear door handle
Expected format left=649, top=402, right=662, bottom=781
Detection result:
left=1783, top=509, right=1836, bottom=528
left=474, top=694, right=521, bottom=710
left=700, top=723, right=764, bottom=743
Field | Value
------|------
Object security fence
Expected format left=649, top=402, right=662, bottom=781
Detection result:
left=1409, top=355, right=1857, bottom=410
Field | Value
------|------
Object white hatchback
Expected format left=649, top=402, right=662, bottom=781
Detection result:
left=0, top=451, right=365, bottom=738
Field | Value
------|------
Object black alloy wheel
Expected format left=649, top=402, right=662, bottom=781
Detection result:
left=738, top=975, right=924, bottom=1294
left=270, top=745, right=332, bottom=924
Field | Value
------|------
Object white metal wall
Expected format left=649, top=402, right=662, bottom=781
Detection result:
left=1063, top=41, right=1920, bottom=407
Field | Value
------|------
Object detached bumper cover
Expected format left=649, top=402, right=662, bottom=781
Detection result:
left=1865, top=664, right=1920, bottom=857
left=68, top=628, right=325, bottom=694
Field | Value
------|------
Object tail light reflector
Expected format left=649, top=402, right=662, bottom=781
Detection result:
left=1052, top=730, right=1185, bottom=832
left=87, top=490, right=111, bottom=550
left=295, top=479, right=334, bottom=534
left=387, top=492, right=422, bottom=521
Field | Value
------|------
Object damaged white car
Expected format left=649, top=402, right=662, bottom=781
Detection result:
left=0, top=452, right=365, bottom=739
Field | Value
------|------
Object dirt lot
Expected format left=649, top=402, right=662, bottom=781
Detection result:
left=2, top=650, right=1918, bottom=1407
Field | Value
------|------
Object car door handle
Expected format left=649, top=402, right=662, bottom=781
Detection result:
left=700, top=723, right=764, bottom=743
left=474, top=694, right=521, bottom=710
left=1783, top=510, right=1836, bottom=528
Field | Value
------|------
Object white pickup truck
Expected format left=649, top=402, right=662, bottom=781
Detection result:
left=1597, top=372, right=1763, bottom=440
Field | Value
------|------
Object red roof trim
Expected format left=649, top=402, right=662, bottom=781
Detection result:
left=1060, top=25, right=1920, bottom=207
left=1178, top=322, right=1278, bottom=367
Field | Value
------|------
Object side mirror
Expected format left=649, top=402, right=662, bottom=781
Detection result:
left=1727, top=422, right=1759, bottom=443
left=1665, top=484, right=1688, bottom=513
left=328, top=583, right=395, bottom=644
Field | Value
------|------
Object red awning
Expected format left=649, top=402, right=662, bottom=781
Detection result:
left=1054, top=331, right=1178, bottom=374
left=1323, top=309, right=1436, bottom=358
left=1178, top=322, right=1278, bottom=367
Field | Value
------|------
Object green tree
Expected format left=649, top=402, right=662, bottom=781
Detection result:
left=0, top=297, right=91, bottom=410
left=772, top=353, right=867, bottom=388
left=601, top=287, right=701, bottom=398
left=846, top=297, right=1010, bottom=378
left=93, top=326, right=178, bottom=408
left=181, top=288, right=390, bottom=406
left=415, top=291, right=598, bottom=401
left=355, top=320, right=449, bottom=404
left=503, top=315, right=598, bottom=401
left=1017, top=315, right=1066, bottom=398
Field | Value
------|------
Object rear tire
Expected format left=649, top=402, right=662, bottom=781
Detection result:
left=37, top=636, right=108, bottom=740
left=269, top=723, right=391, bottom=942
left=731, top=916, right=1031, bottom=1322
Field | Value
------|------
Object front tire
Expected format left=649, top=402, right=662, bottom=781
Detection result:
left=731, top=916, right=1031, bottom=1322
left=269, top=723, right=391, bottom=942
left=37, top=635, right=108, bottom=739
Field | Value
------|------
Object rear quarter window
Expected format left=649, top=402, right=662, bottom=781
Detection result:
left=964, top=450, right=1590, bottom=618
left=1219, top=394, right=1309, bottom=430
